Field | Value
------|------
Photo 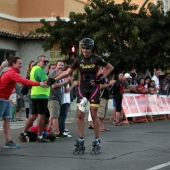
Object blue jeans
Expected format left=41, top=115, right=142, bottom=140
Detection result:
left=59, top=103, right=69, bottom=134
left=112, top=96, right=117, bottom=107
left=0, top=99, right=11, bottom=119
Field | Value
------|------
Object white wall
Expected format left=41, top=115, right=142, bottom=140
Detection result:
left=0, top=37, right=19, bottom=52
left=0, top=38, right=50, bottom=77
left=18, top=40, right=50, bottom=77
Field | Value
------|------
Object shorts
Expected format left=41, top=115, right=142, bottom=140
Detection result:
left=17, top=98, right=24, bottom=108
left=114, top=94, right=123, bottom=112
left=0, top=98, right=11, bottom=119
left=31, top=99, right=48, bottom=115
left=77, top=83, right=100, bottom=107
left=97, top=98, right=108, bottom=119
left=48, top=100, right=60, bottom=118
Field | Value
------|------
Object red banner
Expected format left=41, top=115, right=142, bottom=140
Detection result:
left=122, top=94, right=170, bottom=117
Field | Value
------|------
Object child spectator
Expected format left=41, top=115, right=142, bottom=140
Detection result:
left=19, top=118, right=55, bottom=142
left=137, top=78, right=148, bottom=94
left=9, top=89, right=18, bottom=122
left=144, top=76, right=151, bottom=89
left=148, top=80, right=157, bottom=95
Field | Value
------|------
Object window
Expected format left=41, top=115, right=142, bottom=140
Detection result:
left=0, top=50, right=15, bottom=64
left=164, top=0, right=169, bottom=12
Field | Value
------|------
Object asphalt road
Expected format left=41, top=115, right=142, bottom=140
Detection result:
left=0, top=118, right=170, bottom=170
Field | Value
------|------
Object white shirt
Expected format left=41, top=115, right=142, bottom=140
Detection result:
left=152, top=75, right=159, bottom=92
left=10, top=93, right=17, bottom=107
left=152, top=75, right=159, bottom=88
left=62, top=84, right=71, bottom=104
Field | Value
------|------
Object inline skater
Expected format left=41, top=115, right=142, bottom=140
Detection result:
left=55, top=38, right=114, bottom=154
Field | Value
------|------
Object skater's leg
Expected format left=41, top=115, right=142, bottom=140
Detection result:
left=77, top=109, right=85, bottom=138
left=90, top=106, right=99, bottom=139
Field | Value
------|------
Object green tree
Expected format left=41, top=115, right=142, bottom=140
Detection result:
left=137, top=2, right=170, bottom=73
left=34, top=0, right=170, bottom=74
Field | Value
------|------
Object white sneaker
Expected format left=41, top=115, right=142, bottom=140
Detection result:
left=63, top=132, right=69, bottom=135
left=78, top=97, right=88, bottom=113
left=25, top=136, right=30, bottom=142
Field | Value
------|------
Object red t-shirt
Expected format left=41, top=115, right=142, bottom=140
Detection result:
left=28, top=126, right=52, bottom=133
left=137, top=84, right=148, bottom=94
left=28, top=126, right=47, bottom=133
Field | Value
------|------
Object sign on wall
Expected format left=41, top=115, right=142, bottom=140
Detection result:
left=50, top=51, right=65, bottom=64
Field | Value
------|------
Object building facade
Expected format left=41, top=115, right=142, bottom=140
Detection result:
left=115, top=0, right=169, bottom=12
left=0, top=0, right=86, bottom=76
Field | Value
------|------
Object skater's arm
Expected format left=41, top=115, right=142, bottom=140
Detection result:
left=55, top=68, right=73, bottom=81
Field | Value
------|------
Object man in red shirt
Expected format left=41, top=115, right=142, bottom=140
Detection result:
left=0, top=56, right=48, bottom=148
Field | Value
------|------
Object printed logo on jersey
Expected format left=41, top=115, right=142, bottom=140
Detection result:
left=80, top=64, right=95, bottom=69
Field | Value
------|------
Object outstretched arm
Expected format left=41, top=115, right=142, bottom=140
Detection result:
left=55, top=68, right=73, bottom=81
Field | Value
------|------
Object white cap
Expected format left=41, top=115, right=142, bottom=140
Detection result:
left=124, top=73, right=132, bottom=78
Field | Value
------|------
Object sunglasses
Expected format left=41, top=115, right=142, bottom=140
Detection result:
left=82, top=47, right=90, bottom=50
left=41, top=60, right=49, bottom=64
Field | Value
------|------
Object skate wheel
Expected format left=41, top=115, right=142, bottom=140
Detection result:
left=91, top=148, right=95, bottom=155
left=96, top=146, right=101, bottom=153
left=78, top=148, right=81, bottom=154
left=73, top=147, right=78, bottom=155
left=82, top=146, right=85, bottom=153
left=95, top=149, right=98, bottom=154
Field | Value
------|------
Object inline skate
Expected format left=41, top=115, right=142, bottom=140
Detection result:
left=73, top=138, right=85, bottom=155
left=90, top=139, right=101, bottom=155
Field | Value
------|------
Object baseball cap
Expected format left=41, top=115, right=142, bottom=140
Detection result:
left=124, top=73, right=132, bottom=78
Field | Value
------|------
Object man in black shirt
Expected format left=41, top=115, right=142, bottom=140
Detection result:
left=97, top=67, right=115, bottom=131
left=55, top=38, right=114, bottom=152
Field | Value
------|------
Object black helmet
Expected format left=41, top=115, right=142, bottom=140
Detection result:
left=80, top=38, right=94, bottom=48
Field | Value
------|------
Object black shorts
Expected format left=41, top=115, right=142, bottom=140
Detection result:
left=31, top=99, right=48, bottom=115
left=77, top=83, right=100, bottom=107
left=114, top=94, right=123, bottom=112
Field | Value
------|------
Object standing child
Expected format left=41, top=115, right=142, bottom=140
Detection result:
left=10, top=89, right=17, bottom=122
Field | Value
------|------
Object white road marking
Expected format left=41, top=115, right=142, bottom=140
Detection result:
left=0, top=120, right=36, bottom=131
left=146, top=161, right=170, bottom=170
left=0, top=120, right=72, bottom=131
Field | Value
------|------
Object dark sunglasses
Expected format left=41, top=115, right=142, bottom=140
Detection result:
left=41, top=60, right=49, bottom=64
left=82, top=47, right=90, bottom=50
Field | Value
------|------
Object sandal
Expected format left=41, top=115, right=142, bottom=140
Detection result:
left=99, top=129, right=106, bottom=132
left=115, top=122, right=123, bottom=126
left=104, top=128, right=110, bottom=131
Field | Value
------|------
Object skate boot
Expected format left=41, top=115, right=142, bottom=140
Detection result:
left=91, top=138, right=101, bottom=155
left=73, top=138, right=85, bottom=155
left=78, top=97, right=88, bottom=113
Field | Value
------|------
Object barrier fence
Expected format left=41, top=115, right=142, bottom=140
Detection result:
left=122, top=94, right=170, bottom=125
